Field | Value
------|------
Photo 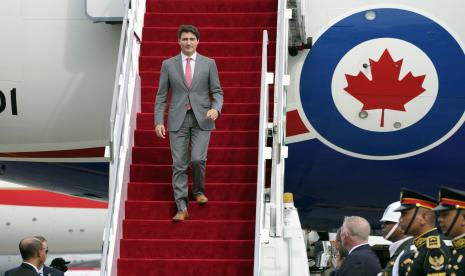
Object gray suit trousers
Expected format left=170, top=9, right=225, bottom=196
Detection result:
left=169, top=110, right=211, bottom=211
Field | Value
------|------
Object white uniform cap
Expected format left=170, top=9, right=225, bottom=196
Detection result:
left=380, top=201, right=401, bottom=223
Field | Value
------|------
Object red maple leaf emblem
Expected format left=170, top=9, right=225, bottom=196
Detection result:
left=344, top=49, right=426, bottom=127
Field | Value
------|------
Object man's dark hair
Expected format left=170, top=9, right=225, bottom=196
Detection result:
left=19, top=237, right=43, bottom=260
left=178, top=25, right=200, bottom=40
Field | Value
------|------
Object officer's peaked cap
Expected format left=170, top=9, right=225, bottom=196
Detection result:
left=433, top=186, right=465, bottom=212
left=394, top=188, right=438, bottom=212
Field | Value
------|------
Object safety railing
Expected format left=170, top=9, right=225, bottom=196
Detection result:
left=270, top=0, right=291, bottom=238
left=254, top=0, right=292, bottom=273
left=101, top=0, right=145, bottom=275
left=253, top=30, right=273, bottom=276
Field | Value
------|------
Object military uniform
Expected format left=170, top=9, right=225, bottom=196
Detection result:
left=433, top=186, right=465, bottom=276
left=394, top=188, right=451, bottom=276
left=403, top=228, right=450, bottom=276
left=382, top=237, right=414, bottom=276
left=447, top=234, right=465, bottom=276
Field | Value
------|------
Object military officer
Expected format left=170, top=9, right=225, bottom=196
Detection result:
left=394, top=188, right=451, bottom=276
left=379, top=201, right=414, bottom=276
left=433, top=186, right=465, bottom=276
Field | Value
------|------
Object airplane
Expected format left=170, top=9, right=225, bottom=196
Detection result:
left=284, top=0, right=465, bottom=231
left=0, top=180, right=106, bottom=274
left=1, top=0, right=465, bottom=273
left=0, top=0, right=121, bottom=199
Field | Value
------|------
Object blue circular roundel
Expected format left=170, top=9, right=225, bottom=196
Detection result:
left=300, top=8, right=465, bottom=158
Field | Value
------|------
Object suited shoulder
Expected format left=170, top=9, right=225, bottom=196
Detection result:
left=197, top=54, right=216, bottom=64
left=162, top=55, right=180, bottom=64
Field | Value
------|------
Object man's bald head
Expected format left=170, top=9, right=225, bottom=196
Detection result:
left=19, top=237, right=43, bottom=261
left=342, top=216, right=371, bottom=243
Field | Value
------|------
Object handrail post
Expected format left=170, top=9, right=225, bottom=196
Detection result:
left=253, top=30, right=272, bottom=276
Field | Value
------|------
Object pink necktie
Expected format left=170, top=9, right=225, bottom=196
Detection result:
left=185, top=57, right=192, bottom=87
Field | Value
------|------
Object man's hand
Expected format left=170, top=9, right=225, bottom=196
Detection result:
left=155, top=124, right=166, bottom=139
left=206, top=109, right=219, bottom=121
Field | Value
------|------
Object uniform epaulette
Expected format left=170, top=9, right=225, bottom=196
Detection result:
left=414, top=237, right=426, bottom=248
left=452, top=237, right=465, bottom=250
left=426, top=236, right=440, bottom=249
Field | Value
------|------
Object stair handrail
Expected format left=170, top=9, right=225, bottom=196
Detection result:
left=102, top=0, right=145, bottom=275
left=253, top=30, right=272, bottom=276
left=270, top=0, right=291, bottom=238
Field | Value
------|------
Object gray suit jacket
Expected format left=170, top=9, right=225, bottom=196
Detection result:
left=154, top=53, right=224, bottom=132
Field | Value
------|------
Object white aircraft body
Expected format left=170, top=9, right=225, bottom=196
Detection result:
left=0, top=181, right=107, bottom=274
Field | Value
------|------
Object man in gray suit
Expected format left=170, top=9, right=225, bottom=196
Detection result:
left=154, top=25, right=224, bottom=222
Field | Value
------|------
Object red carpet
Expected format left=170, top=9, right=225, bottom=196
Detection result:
left=117, top=0, right=276, bottom=275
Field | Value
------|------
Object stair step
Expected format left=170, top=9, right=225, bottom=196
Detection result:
left=146, top=0, right=277, bottom=13
left=128, top=182, right=257, bottom=201
left=143, top=27, right=277, bottom=42
left=142, top=102, right=263, bottom=114
left=125, top=201, right=256, bottom=220
left=123, top=219, right=255, bottom=239
left=120, top=239, right=254, bottom=259
left=140, top=56, right=275, bottom=71
left=130, top=164, right=257, bottom=183
left=132, top=147, right=258, bottom=165
left=134, top=130, right=260, bottom=147
left=141, top=86, right=274, bottom=103
left=141, top=41, right=276, bottom=56
left=144, top=12, right=277, bottom=27
left=118, top=258, right=253, bottom=276
left=140, top=71, right=261, bottom=87
left=137, top=113, right=259, bottom=130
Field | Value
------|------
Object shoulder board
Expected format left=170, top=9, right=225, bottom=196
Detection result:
left=452, top=237, right=465, bottom=250
left=415, top=237, right=426, bottom=248
left=426, top=236, right=440, bottom=249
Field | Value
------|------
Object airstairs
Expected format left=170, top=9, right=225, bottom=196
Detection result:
left=101, top=0, right=309, bottom=275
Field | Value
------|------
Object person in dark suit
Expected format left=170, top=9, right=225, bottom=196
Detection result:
left=154, top=24, right=224, bottom=222
left=334, top=216, right=382, bottom=275
left=394, top=188, right=451, bottom=276
left=5, top=237, right=45, bottom=276
left=433, top=186, right=465, bottom=276
left=41, top=265, right=64, bottom=276
left=33, top=236, right=64, bottom=276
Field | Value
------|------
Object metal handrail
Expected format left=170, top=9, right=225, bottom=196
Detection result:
left=270, top=0, right=290, bottom=238
left=253, top=30, right=271, bottom=276
left=109, top=0, right=130, bottom=164
left=101, top=0, right=145, bottom=274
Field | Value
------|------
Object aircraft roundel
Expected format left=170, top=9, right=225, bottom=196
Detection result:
left=300, top=8, right=465, bottom=159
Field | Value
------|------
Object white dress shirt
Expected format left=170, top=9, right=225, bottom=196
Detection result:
left=23, top=262, right=40, bottom=273
left=348, top=242, right=369, bottom=255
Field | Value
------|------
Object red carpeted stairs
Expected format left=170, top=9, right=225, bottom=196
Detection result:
left=117, top=0, right=276, bottom=275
